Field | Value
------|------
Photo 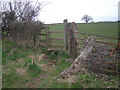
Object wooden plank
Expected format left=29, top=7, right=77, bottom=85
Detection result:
left=39, top=33, right=46, bottom=36
left=50, top=43, right=64, bottom=48
left=95, top=63, right=120, bottom=68
left=93, top=67, right=120, bottom=74
left=75, top=38, right=86, bottom=41
left=49, top=37, right=64, bottom=40
left=49, top=31, right=64, bottom=33
left=95, top=62, right=120, bottom=64
left=76, top=38, right=117, bottom=46
left=96, top=41, right=117, bottom=46
left=48, top=48, right=63, bottom=51
left=39, top=39, right=46, bottom=42
left=77, top=42, right=86, bottom=45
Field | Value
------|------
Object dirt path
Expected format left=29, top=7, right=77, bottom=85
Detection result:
left=14, top=54, right=56, bottom=88
left=30, top=63, right=55, bottom=88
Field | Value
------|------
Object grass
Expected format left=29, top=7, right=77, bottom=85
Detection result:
left=44, top=22, right=118, bottom=50
left=2, top=39, right=43, bottom=88
left=70, top=73, right=118, bottom=88
left=2, top=39, right=72, bottom=88
left=2, top=39, right=118, bottom=88
left=2, top=41, right=28, bottom=65
left=45, top=22, right=118, bottom=37
left=26, top=58, right=44, bottom=77
left=2, top=22, right=118, bottom=88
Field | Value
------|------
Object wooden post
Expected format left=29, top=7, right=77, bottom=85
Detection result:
left=67, top=23, right=78, bottom=59
left=72, top=22, right=78, bottom=38
left=64, top=19, right=68, bottom=51
left=58, top=36, right=96, bottom=79
left=46, top=27, right=50, bottom=48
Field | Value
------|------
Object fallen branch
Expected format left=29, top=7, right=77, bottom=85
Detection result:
left=58, top=36, right=96, bottom=79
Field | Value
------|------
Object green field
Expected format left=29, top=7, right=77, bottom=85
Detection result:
left=43, top=22, right=118, bottom=48
left=45, top=22, right=118, bottom=37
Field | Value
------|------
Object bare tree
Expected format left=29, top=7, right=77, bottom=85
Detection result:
left=1, top=0, right=44, bottom=21
left=1, top=0, right=45, bottom=48
left=1, top=0, right=44, bottom=33
left=81, top=15, right=93, bottom=23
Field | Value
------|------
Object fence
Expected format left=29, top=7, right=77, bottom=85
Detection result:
left=39, top=27, right=64, bottom=50
left=38, top=19, right=120, bottom=74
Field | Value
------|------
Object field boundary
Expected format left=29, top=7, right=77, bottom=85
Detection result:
left=38, top=19, right=119, bottom=74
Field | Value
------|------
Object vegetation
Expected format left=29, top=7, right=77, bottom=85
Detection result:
left=44, top=22, right=118, bottom=50
left=2, top=39, right=118, bottom=88
left=1, top=0, right=118, bottom=89
left=1, top=0, right=44, bottom=49
left=81, top=15, right=93, bottom=23
left=46, top=22, right=118, bottom=37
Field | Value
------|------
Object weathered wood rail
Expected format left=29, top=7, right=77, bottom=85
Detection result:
left=49, top=31, right=64, bottom=33
left=50, top=43, right=64, bottom=48
left=39, top=27, right=64, bottom=49
left=75, top=37, right=117, bottom=46
left=49, top=37, right=64, bottom=41
left=39, top=33, right=46, bottom=36
left=58, top=36, right=96, bottom=79
left=74, top=32, right=118, bottom=39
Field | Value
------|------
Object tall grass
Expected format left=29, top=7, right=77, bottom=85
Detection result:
left=26, top=58, right=44, bottom=77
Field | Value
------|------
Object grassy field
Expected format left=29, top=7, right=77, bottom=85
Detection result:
left=2, top=39, right=118, bottom=88
left=45, top=22, right=118, bottom=37
left=41, top=22, right=118, bottom=49
left=2, top=22, right=119, bottom=88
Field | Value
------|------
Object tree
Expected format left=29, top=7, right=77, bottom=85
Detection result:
left=1, top=0, right=44, bottom=36
left=1, top=0, right=44, bottom=35
left=1, top=0, right=44, bottom=21
left=1, top=0, right=45, bottom=48
left=81, top=15, right=93, bottom=23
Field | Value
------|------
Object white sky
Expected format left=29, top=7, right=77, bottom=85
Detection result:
left=0, top=0, right=119, bottom=23
left=38, top=0, right=119, bottom=24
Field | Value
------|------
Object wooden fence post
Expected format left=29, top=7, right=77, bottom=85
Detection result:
left=58, top=36, right=96, bottom=79
left=46, top=27, right=50, bottom=48
left=72, top=22, right=78, bottom=38
left=64, top=19, right=68, bottom=51
left=67, top=23, right=78, bottom=59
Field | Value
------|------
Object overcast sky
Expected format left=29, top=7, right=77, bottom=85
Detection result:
left=0, top=0, right=119, bottom=23
left=37, top=0, right=119, bottom=24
